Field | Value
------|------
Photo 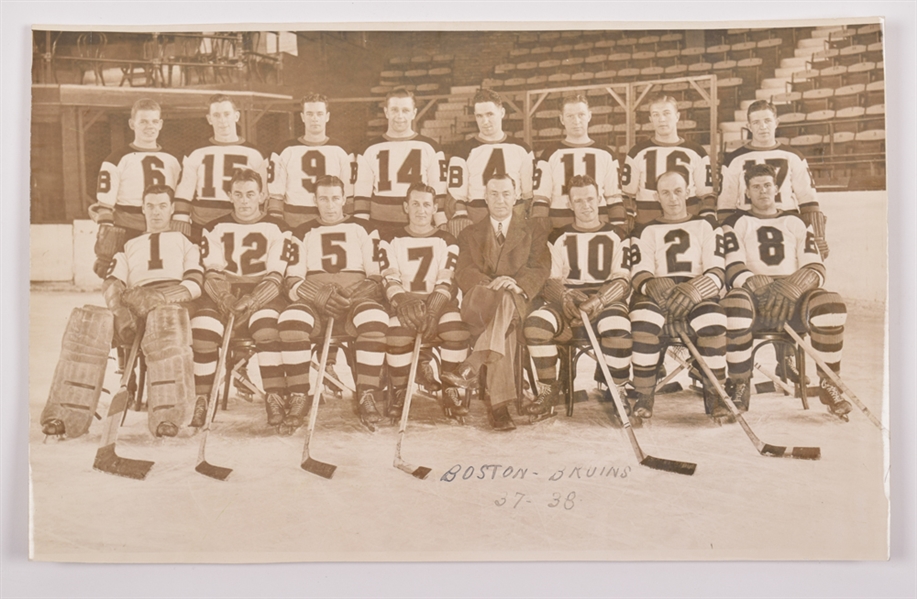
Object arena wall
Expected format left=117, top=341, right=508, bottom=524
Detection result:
left=29, top=190, right=888, bottom=304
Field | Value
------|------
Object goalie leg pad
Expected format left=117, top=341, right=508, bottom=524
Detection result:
left=142, top=306, right=195, bottom=435
left=41, top=306, right=113, bottom=438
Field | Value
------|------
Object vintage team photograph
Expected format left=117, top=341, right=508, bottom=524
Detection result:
left=27, top=20, right=889, bottom=563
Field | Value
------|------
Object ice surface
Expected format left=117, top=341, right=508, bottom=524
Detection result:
left=28, top=291, right=888, bottom=562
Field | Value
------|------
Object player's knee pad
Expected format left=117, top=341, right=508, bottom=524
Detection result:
left=142, top=306, right=194, bottom=435
left=248, top=309, right=280, bottom=346
left=278, top=303, right=315, bottom=347
left=41, top=305, right=113, bottom=438
left=801, top=289, right=847, bottom=334
left=436, top=310, right=470, bottom=344
left=345, top=300, right=388, bottom=339
left=722, top=288, right=755, bottom=334
left=191, top=310, right=223, bottom=355
left=524, top=307, right=561, bottom=344
left=688, top=301, right=727, bottom=338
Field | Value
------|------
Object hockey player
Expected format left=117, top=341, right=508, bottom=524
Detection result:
left=89, top=98, right=181, bottom=279
left=446, top=88, right=535, bottom=234
left=524, top=175, right=632, bottom=416
left=718, top=99, right=829, bottom=258
left=531, top=95, right=625, bottom=230
left=268, top=92, right=355, bottom=228
left=622, top=94, right=715, bottom=228
left=189, top=169, right=297, bottom=431
left=378, top=182, right=470, bottom=420
left=353, top=89, right=447, bottom=231
left=284, top=175, right=390, bottom=429
left=721, top=164, right=850, bottom=417
left=173, top=94, right=269, bottom=238
left=629, top=170, right=729, bottom=420
left=41, top=184, right=201, bottom=438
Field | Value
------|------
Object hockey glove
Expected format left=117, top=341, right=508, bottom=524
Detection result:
left=203, top=272, right=237, bottom=318
left=93, top=224, right=128, bottom=279
left=562, top=289, right=590, bottom=321
left=643, top=277, right=677, bottom=307
left=423, top=291, right=450, bottom=340
left=742, top=274, right=774, bottom=296
left=542, top=279, right=566, bottom=308
left=445, top=214, right=473, bottom=238
left=122, top=287, right=167, bottom=319
left=666, top=275, right=720, bottom=321
left=342, top=277, right=383, bottom=304
left=232, top=278, right=281, bottom=324
left=390, top=293, right=426, bottom=332
left=579, top=278, right=630, bottom=321
left=761, top=267, right=822, bottom=327
left=297, top=279, right=351, bottom=319
left=801, top=209, right=829, bottom=259
left=170, top=219, right=192, bottom=238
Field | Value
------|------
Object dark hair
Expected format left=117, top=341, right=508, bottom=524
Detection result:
left=131, top=98, right=161, bottom=119
left=647, top=94, right=679, bottom=112
left=385, top=88, right=416, bottom=109
left=208, top=93, right=239, bottom=111
left=301, top=92, right=329, bottom=109
left=484, top=172, right=516, bottom=190
left=314, top=174, right=346, bottom=195
left=567, top=174, right=599, bottom=196
left=656, top=169, right=688, bottom=188
left=562, top=94, right=590, bottom=109
left=405, top=182, right=436, bottom=202
left=229, top=168, right=263, bottom=193
left=142, top=184, right=175, bottom=202
left=746, top=99, right=777, bottom=120
left=473, top=88, right=503, bottom=108
left=744, top=163, right=778, bottom=186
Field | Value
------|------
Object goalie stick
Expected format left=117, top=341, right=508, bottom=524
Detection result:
left=678, top=332, right=821, bottom=460
left=581, top=310, right=697, bottom=476
left=301, top=317, right=338, bottom=479
left=393, top=334, right=432, bottom=479
left=195, top=314, right=236, bottom=481
left=783, top=324, right=884, bottom=430
left=93, top=332, right=154, bottom=480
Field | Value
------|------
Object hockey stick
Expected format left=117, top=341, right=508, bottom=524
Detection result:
left=782, top=324, right=884, bottom=430
left=301, top=317, right=337, bottom=479
left=93, top=332, right=154, bottom=480
left=195, top=314, right=236, bottom=480
left=678, top=332, right=820, bottom=460
left=755, top=362, right=796, bottom=396
left=581, top=310, right=697, bottom=475
left=394, top=334, right=432, bottom=479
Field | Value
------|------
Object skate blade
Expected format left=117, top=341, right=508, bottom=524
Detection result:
left=195, top=460, right=233, bottom=480
left=93, top=445, right=154, bottom=480
left=301, top=457, right=337, bottom=479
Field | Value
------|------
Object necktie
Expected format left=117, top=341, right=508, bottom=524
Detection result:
left=496, top=222, right=505, bottom=246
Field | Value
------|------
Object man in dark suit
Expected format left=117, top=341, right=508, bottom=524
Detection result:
left=446, top=174, right=551, bottom=430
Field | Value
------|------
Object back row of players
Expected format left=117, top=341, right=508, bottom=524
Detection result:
left=40, top=88, right=848, bottom=439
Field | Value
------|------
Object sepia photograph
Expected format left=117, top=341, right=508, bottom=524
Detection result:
left=23, top=16, right=893, bottom=567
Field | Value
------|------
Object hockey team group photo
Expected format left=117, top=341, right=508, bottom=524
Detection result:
left=28, top=23, right=888, bottom=562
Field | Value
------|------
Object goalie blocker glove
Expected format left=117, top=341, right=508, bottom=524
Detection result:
left=93, top=224, right=128, bottom=279
left=666, top=274, right=720, bottom=320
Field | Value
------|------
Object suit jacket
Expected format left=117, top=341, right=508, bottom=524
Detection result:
left=456, top=215, right=550, bottom=316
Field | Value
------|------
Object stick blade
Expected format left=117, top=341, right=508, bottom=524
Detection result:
left=641, top=454, right=697, bottom=476
left=93, top=444, right=154, bottom=480
left=301, top=457, right=336, bottom=479
left=396, top=459, right=431, bottom=479
left=195, top=460, right=233, bottom=481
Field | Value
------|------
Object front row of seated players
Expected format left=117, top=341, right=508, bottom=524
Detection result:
left=42, top=185, right=201, bottom=438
